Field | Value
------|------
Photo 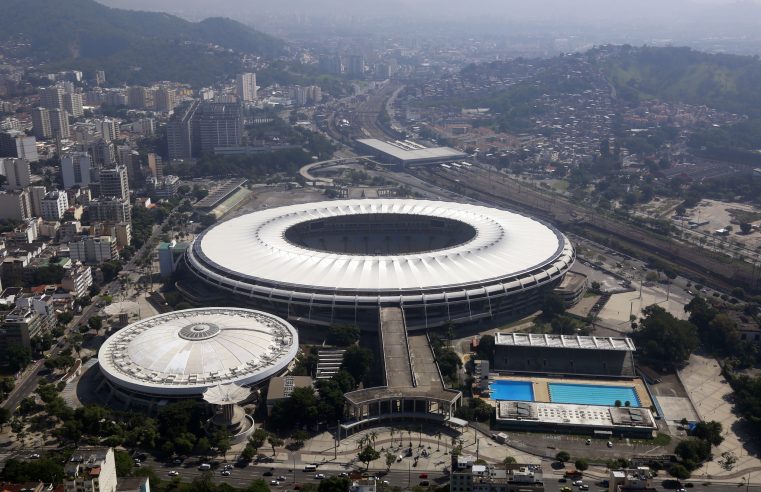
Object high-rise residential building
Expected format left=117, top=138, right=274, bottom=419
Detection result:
left=62, top=152, right=94, bottom=189
left=0, top=131, right=38, bottom=161
left=95, top=70, right=106, bottom=86
left=89, top=197, right=131, bottom=223
left=63, top=91, right=84, bottom=118
left=154, top=86, right=176, bottom=112
left=61, top=263, right=93, bottom=298
left=98, top=166, right=129, bottom=200
left=236, top=73, right=257, bottom=102
left=95, top=118, right=118, bottom=141
left=147, top=153, right=163, bottom=180
left=85, top=138, right=115, bottom=168
left=0, top=189, right=32, bottom=220
left=0, top=307, right=50, bottom=361
left=28, top=185, right=46, bottom=217
left=31, top=107, right=52, bottom=139
left=117, top=145, right=141, bottom=182
left=319, top=55, right=343, bottom=75
left=196, top=102, right=242, bottom=154
left=69, top=236, right=118, bottom=264
left=166, top=100, right=199, bottom=160
left=50, top=108, right=70, bottom=139
left=127, top=86, right=154, bottom=109
left=39, top=86, right=65, bottom=111
left=347, top=54, right=365, bottom=77
left=64, top=447, right=118, bottom=492
left=40, top=190, right=69, bottom=220
left=0, top=158, right=31, bottom=190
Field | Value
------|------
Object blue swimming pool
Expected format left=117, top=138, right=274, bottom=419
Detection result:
left=548, top=383, right=640, bottom=407
left=490, top=380, right=534, bottom=401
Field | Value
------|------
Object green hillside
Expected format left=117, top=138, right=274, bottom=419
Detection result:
left=0, top=0, right=285, bottom=85
left=604, top=46, right=761, bottom=117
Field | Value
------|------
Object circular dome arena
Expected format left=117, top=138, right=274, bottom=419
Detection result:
left=98, top=308, right=298, bottom=397
left=185, top=199, right=575, bottom=329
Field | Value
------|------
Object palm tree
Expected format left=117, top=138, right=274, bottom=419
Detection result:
left=435, top=432, right=441, bottom=451
left=370, top=431, right=378, bottom=447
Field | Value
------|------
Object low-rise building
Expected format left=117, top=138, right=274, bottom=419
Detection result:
left=64, top=447, right=118, bottom=492
left=608, top=467, right=654, bottom=492
left=265, top=375, right=313, bottom=414
left=157, top=240, right=188, bottom=277
left=115, top=477, right=149, bottom=492
left=450, top=463, right=544, bottom=492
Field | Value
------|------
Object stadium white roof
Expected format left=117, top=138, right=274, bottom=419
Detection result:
left=191, top=199, right=569, bottom=292
left=98, top=308, right=298, bottom=396
left=494, top=333, right=636, bottom=352
left=358, top=138, right=467, bottom=163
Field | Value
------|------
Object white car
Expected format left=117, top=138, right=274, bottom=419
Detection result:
left=573, top=480, right=583, bottom=486
left=221, top=470, right=231, bottom=476
left=168, top=471, right=179, bottom=477
left=270, top=481, right=279, bottom=486
left=607, top=441, right=613, bottom=448
left=315, top=473, right=325, bottom=479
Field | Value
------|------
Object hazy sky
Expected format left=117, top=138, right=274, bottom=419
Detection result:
left=96, top=0, right=761, bottom=46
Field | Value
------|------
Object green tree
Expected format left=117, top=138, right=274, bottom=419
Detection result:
left=195, top=437, right=212, bottom=456
left=475, top=334, right=495, bottom=363
left=692, top=421, right=724, bottom=446
left=0, top=407, right=10, bottom=430
left=503, top=456, right=517, bottom=465
left=342, top=345, right=374, bottom=385
left=358, top=445, right=380, bottom=470
left=555, top=451, right=571, bottom=463
left=0, top=458, right=65, bottom=483
left=541, top=293, right=566, bottom=319
left=114, top=450, right=134, bottom=477
left=326, top=324, right=360, bottom=346
left=267, top=435, right=283, bottom=456
left=632, top=305, right=698, bottom=366
left=317, top=476, right=351, bottom=492
left=5, top=344, right=32, bottom=372
left=668, top=463, right=691, bottom=479
left=249, top=428, right=269, bottom=453
left=385, top=452, right=396, bottom=471
left=88, top=315, right=103, bottom=332
left=246, top=479, right=271, bottom=492
left=574, top=459, right=589, bottom=471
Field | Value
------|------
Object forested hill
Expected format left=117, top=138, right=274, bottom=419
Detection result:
left=0, top=0, right=286, bottom=86
left=603, top=46, right=761, bottom=117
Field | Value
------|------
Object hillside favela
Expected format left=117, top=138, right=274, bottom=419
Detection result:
left=1, top=2, right=761, bottom=492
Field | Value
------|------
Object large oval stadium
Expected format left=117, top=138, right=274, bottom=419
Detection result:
left=185, top=199, right=575, bottom=329
left=98, top=308, right=298, bottom=398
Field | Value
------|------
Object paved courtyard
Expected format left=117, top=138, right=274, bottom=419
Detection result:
left=679, top=354, right=761, bottom=481
left=598, top=286, right=690, bottom=329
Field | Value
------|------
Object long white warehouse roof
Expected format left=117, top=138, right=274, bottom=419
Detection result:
left=494, top=333, right=636, bottom=352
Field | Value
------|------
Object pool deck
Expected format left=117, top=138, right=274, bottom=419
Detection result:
left=490, top=375, right=652, bottom=409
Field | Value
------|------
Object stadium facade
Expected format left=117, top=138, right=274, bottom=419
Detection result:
left=185, top=199, right=576, bottom=330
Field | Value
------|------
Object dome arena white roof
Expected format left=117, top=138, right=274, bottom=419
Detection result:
left=98, top=308, right=298, bottom=397
left=190, top=199, right=568, bottom=292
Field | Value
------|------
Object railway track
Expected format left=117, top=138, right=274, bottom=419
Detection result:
left=415, top=167, right=757, bottom=292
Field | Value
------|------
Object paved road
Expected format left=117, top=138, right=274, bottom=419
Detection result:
left=1, top=218, right=167, bottom=414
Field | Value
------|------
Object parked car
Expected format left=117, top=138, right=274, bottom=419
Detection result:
left=314, top=473, right=325, bottom=479
left=221, top=470, right=231, bottom=477
left=168, top=471, right=179, bottom=477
